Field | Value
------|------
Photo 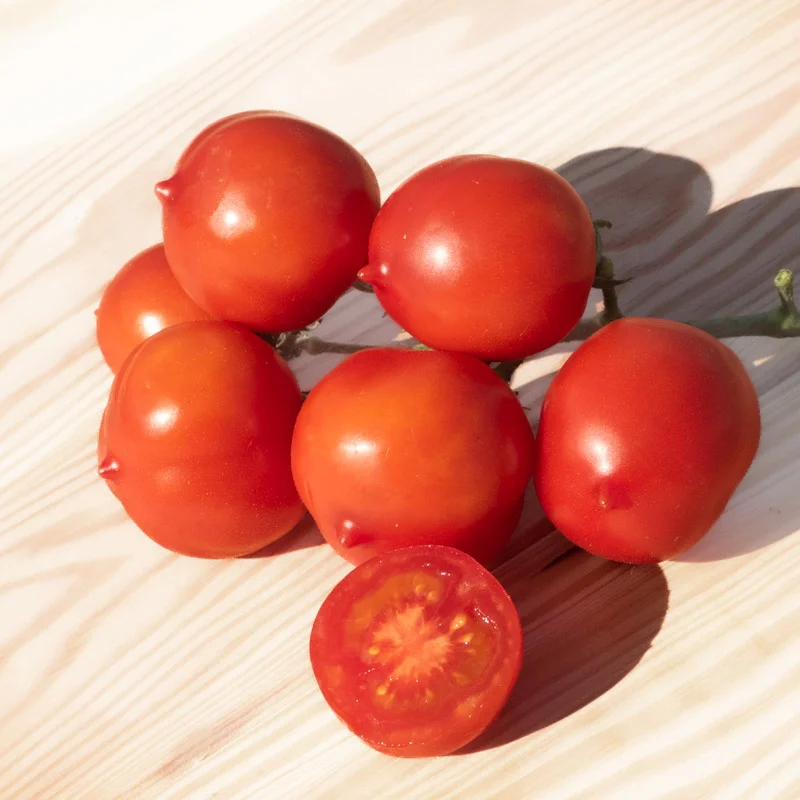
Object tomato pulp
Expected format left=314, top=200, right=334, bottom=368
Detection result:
left=157, top=111, right=380, bottom=333
left=360, top=155, right=596, bottom=360
left=291, top=347, right=534, bottom=566
left=99, top=321, right=305, bottom=557
left=533, top=318, right=761, bottom=563
left=310, top=545, right=523, bottom=757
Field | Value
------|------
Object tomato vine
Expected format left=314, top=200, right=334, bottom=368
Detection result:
left=269, top=220, right=799, bottom=382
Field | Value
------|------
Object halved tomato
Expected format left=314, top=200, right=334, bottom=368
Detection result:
left=310, top=546, right=523, bottom=757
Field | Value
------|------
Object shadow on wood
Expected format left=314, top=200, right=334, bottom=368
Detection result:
left=558, top=146, right=800, bottom=324
left=509, top=147, right=800, bottom=562
left=461, top=550, right=669, bottom=754
left=240, top=513, right=324, bottom=558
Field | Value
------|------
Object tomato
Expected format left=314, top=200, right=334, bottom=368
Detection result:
left=359, top=155, right=596, bottom=361
left=310, top=545, right=523, bottom=757
left=98, top=321, right=305, bottom=557
left=291, top=348, right=534, bottom=566
left=95, top=243, right=213, bottom=373
left=174, top=111, right=253, bottom=169
left=157, top=111, right=381, bottom=333
left=533, top=318, right=761, bottom=563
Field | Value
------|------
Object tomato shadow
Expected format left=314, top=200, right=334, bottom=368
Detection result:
left=240, top=513, right=324, bottom=558
left=511, top=146, right=800, bottom=561
left=459, top=550, right=669, bottom=754
left=557, top=147, right=800, bottom=327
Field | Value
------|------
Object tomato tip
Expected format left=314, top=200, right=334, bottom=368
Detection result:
left=357, top=263, right=386, bottom=286
left=154, top=179, right=175, bottom=203
left=98, top=456, right=120, bottom=480
left=337, top=519, right=370, bottom=548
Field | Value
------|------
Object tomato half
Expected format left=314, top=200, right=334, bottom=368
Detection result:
left=310, top=545, right=523, bottom=757
left=359, top=155, right=596, bottom=360
left=95, top=243, right=213, bottom=373
left=291, top=348, right=534, bottom=566
left=533, top=318, right=761, bottom=563
left=98, top=321, right=305, bottom=557
left=157, top=111, right=381, bottom=333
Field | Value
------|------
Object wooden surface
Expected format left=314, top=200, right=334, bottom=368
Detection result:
left=2, top=0, right=800, bottom=797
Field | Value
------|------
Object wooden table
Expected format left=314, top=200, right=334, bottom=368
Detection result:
left=2, top=1, right=799, bottom=797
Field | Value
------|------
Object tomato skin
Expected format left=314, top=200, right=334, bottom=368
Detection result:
left=95, top=244, right=213, bottom=374
left=533, top=318, right=761, bottom=563
left=310, top=545, right=523, bottom=757
left=98, top=321, right=305, bottom=557
left=157, top=111, right=381, bottom=332
left=359, top=155, right=596, bottom=361
left=174, top=111, right=254, bottom=169
left=291, top=348, right=534, bottom=566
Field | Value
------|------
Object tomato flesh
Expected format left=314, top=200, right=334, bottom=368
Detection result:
left=310, top=546, right=523, bottom=757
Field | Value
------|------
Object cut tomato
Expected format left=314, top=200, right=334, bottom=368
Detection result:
left=310, top=546, right=523, bottom=757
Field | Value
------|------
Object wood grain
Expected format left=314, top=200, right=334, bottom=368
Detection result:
left=2, top=0, right=800, bottom=797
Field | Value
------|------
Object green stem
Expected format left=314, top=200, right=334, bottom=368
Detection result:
left=282, top=335, right=370, bottom=358
left=276, top=270, right=800, bottom=363
left=558, top=268, right=800, bottom=343
left=685, top=269, right=800, bottom=338
left=595, top=256, right=623, bottom=324
left=271, top=222, right=800, bottom=382
left=492, top=359, right=525, bottom=382
left=591, top=220, right=624, bottom=324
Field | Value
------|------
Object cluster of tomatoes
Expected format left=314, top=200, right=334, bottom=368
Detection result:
left=96, top=111, right=761, bottom=757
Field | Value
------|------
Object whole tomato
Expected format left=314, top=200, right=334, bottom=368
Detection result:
left=533, top=318, right=761, bottom=563
left=157, top=112, right=381, bottom=333
left=95, top=243, right=213, bottom=373
left=98, top=321, right=305, bottom=557
left=291, top=348, right=534, bottom=566
left=359, top=155, right=596, bottom=361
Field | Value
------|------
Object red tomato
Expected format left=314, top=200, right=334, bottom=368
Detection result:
left=359, top=155, right=596, bottom=360
left=174, top=111, right=253, bottom=169
left=98, top=321, right=305, bottom=557
left=157, top=111, right=381, bottom=333
left=291, top=348, right=534, bottom=566
left=95, top=243, right=213, bottom=373
left=310, top=545, right=523, bottom=757
left=533, top=318, right=761, bottom=563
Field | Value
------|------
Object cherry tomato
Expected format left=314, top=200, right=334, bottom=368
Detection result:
left=310, top=545, right=523, bottom=757
left=98, top=321, right=305, bottom=557
left=533, top=318, right=761, bottom=563
left=174, top=111, right=253, bottom=169
left=359, top=155, right=596, bottom=361
left=291, top=348, right=534, bottom=566
left=95, top=243, right=213, bottom=373
left=157, top=111, right=381, bottom=333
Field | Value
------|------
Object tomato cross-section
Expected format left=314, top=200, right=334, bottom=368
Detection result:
left=310, top=546, right=523, bottom=757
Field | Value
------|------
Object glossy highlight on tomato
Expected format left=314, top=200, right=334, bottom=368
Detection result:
left=310, top=545, right=523, bottom=757
left=95, top=243, right=213, bottom=373
left=291, top=347, right=534, bottom=566
left=98, top=321, right=305, bottom=557
left=533, top=318, right=761, bottom=563
left=360, top=155, right=596, bottom=360
left=157, top=111, right=381, bottom=333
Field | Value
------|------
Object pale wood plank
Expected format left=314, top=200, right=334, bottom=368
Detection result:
left=1, top=0, right=799, bottom=797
